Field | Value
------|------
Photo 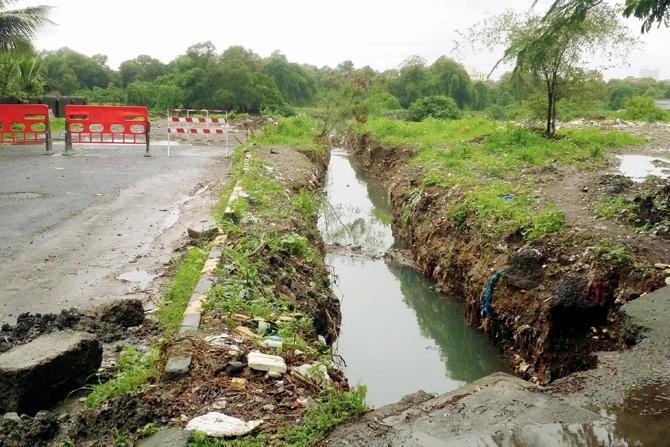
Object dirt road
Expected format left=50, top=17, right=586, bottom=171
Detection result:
left=0, top=139, right=234, bottom=324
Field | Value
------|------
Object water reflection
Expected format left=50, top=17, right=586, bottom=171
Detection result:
left=321, top=149, right=507, bottom=407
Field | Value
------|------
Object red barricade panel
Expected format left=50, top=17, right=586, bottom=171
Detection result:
left=65, top=105, right=148, bottom=144
left=0, top=104, right=49, bottom=144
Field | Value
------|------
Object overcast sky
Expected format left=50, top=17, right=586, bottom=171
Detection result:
left=22, top=0, right=670, bottom=80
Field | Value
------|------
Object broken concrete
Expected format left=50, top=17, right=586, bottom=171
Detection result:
left=96, top=298, right=145, bottom=328
left=324, top=373, right=605, bottom=446
left=136, top=427, right=191, bottom=447
left=0, top=331, right=102, bottom=415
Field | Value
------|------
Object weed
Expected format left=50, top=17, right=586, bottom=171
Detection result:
left=85, top=347, right=159, bottom=407
left=276, top=233, right=310, bottom=258
left=595, top=240, right=635, bottom=267
left=596, top=195, right=639, bottom=223
left=111, top=428, right=130, bottom=447
left=155, top=247, right=208, bottom=333
left=524, top=205, right=567, bottom=241
left=292, top=188, right=321, bottom=220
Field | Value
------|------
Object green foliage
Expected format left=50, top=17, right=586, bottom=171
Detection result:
left=0, top=4, right=51, bottom=53
left=623, top=95, right=668, bottom=122
left=524, top=205, right=567, bottom=240
left=254, top=114, right=321, bottom=150
left=596, top=195, right=640, bottom=222
left=408, top=96, right=463, bottom=121
left=85, top=347, right=159, bottom=407
left=292, top=188, right=321, bottom=220
left=276, top=233, right=310, bottom=258
left=595, top=240, right=635, bottom=267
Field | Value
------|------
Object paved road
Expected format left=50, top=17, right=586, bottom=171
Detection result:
left=0, top=138, right=234, bottom=324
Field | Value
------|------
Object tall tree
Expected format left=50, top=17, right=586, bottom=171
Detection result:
left=539, top=0, right=670, bottom=33
left=471, top=5, right=635, bottom=135
left=0, top=0, right=51, bottom=52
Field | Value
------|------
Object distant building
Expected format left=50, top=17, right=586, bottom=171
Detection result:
left=655, top=100, right=670, bottom=110
left=467, top=67, right=488, bottom=81
left=639, top=67, right=660, bottom=80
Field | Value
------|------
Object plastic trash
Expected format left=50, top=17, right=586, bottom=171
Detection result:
left=185, top=412, right=262, bottom=437
left=262, top=336, right=283, bottom=349
left=247, top=351, right=287, bottom=374
left=294, top=363, right=331, bottom=385
left=257, top=320, right=269, bottom=336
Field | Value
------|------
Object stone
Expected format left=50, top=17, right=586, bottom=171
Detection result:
left=654, top=263, right=670, bottom=270
left=163, top=356, right=192, bottom=382
left=234, top=326, right=257, bottom=339
left=96, top=298, right=145, bottom=327
left=247, top=352, right=287, bottom=374
left=504, top=248, right=546, bottom=290
left=136, top=427, right=191, bottom=447
left=0, top=331, right=102, bottom=415
left=187, top=225, right=220, bottom=241
left=230, top=377, right=247, bottom=391
left=224, top=361, right=245, bottom=375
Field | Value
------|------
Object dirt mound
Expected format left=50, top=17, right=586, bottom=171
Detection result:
left=0, top=300, right=154, bottom=353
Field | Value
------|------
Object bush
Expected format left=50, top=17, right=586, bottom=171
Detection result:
left=408, top=95, right=463, bottom=121
left=623, top=96, right=667, bottom=122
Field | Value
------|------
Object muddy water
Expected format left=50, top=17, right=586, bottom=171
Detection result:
left=319, top=150, right=508, bottom=407
left=616, top=154, right=670, bottom=182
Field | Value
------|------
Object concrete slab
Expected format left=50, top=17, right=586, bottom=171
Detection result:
left=0, top=331, right=101, bottom=415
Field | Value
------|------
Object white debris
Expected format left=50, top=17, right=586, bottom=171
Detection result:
left=294, top=363, right=332, bottom=385
left=204, top=334, right=230, bottom=348
left=247, top=351, right=287, bottom=374
left=185, top=412, right=263, bottom=437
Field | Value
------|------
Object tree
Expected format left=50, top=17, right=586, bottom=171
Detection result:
left=540, top=0, right=670, bottom=33
left=470, top=6, right=635, bottom=135
left=42, top=48, right=115, bottom=94
left=0, top=0, right=51, bottom=52
left=118, top=55, right=167, bottom=87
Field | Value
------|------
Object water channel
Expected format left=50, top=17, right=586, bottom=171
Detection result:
left=318, top=149, right=508, bottom=407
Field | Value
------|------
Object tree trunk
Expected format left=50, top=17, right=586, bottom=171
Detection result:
left=546, top=88, right=553, bottom=136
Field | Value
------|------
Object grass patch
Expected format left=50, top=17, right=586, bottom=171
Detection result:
left=49, top=117, right=65, bottom=132
left=359, top=117, right=643, bottom=242
left=254, top=114, right=322, bottom=152
left=155, top=247, right=208, bottom=332
left=84, top=347, right=159, bottom=407
left=595, top=240, right=635, bottom=267
left=596, top=195, right=640, bottom=223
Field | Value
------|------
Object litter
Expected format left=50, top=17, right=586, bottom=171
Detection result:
left=261, top=336, right=283, bottom=349
left=185, top=412, right=262, bottom=437
left=294, top=363, right=331, bottom=385
left=248, top=351, right=287, bottom=374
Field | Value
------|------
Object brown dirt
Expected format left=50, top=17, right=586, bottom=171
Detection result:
left=344, top=130, right=667, bottom=384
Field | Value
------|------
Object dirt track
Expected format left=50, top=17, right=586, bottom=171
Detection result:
left=0, top=139, right=234, bottom=325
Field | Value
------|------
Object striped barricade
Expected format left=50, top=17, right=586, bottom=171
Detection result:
left=166, top=110, right=229, bottom=156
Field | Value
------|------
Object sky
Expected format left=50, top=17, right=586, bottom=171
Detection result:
left=21, top=0, right=670, bottom=80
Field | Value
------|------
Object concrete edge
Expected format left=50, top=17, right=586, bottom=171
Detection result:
left=163, top=152, right=252, bottom=381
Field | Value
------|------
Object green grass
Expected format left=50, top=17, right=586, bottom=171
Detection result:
left=254, top=114, right=322, bottom=151
left=595, top=195, right=640, bottom=223
left=155, top=247, right=208, bottom=332
left=595, top=240, right=635, bottom=267
left=84, top=347, right=159, bottom=407
left=357, top=117, right=644, bottom=241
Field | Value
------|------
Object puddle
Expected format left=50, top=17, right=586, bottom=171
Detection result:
left=117, top=270, right=157, bottom=289
left=616, top=154, right=670, bottom=182
left=319, top=150, right=508, bottom=407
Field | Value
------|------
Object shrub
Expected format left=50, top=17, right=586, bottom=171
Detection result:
left=623, top=96, right=667, bottom=122
left=408, top=95, right=463, bottom=121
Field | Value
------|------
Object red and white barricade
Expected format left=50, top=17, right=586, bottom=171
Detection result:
left=166, top=109, right=230, bottom=156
